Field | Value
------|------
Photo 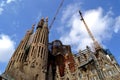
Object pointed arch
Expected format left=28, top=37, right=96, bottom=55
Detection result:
left=35, top=74, right=39, bottom=80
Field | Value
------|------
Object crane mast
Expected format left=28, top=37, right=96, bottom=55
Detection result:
left=79, top=10, right=101, bottom=51
left=49, top=0, right=64, bottom=30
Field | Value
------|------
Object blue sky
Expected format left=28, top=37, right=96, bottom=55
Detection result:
left=0, top=0, right=120, bottom=74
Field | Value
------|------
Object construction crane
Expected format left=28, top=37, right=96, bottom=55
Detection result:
left=79, top=10, right=101, bottom=51
left=49, top=0, right=64, bottom=30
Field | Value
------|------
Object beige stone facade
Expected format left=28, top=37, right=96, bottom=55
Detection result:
left=0, top=18, right=120, bottom=80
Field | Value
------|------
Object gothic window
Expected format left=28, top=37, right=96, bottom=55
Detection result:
left=111, top=68, right=115, bottom=74
left=91, top=69, right=96, bottom=74
left=113, top=68, right=117, bottom=73
left=78, top=57, right=81, bottom=62
left=43, top=49, right=46, bottom=60
left=108, top=70, right=112, bottom=76
left=35, top=74, right=39, bottom=80
left=105, top=63, right=109, bottom=67
left=31, top=62, right=35, bottom=68
left=91, top=77, right=95, bottom=80
left=106, top=71, right=109, bottom=76
left=8, top=61, right=12, bottom=70
left=38, top=46, right=41, bottom=57
left=36, top=62, right=38, bottom=66
left=34, top=34, right=37, bottom=42
left=12, top=61, right=15, bottom=67
left=40, top=34, right=43, bottom=43
left=94, top=76, right=97, bottom=80
left=20, top=53, right=24, bottom=61
left=41, top=47, right=43, bottom=58
left=66, top=78, right=69, bottom=80
left=79, top=73, right=82, bottom=78
left=17, top=52, right=21, bottom=61
left=96, top=75, right=99, bottom=80
left=42, top=34, right=45, bottom=43
left=39, top=64, right=41, bottom=67
left=103, top=71, right=106, bottom=76
left=31, top=47, right=34, bottom=56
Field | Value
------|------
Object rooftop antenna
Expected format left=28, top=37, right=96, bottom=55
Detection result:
left=79, top=10, right=102, bottom=51
left=49, top=0, right=64, bottom=30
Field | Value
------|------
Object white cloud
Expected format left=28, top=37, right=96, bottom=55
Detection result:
left=0, top=1, right=5, bottom=7
left=0, top=1, right=5, bottom=15
left=0, top=0, right=16, bottom=15
left=61, top=3, right=81, bottom=24
left=0, top=34, right=15, bottom=62
left=59, top=3, right=120, bottom=51
left=6, top=0, right=15, bottom=4
left=0, top=70, right=1, bottom=75
left=114, top=16, right=120, bottom=33
left=0, top=7, right=4, bottom=15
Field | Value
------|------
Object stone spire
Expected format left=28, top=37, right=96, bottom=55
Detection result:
left=31, top=24, right=35, bottom=34
left=24, top=17, right=49, bottom=80
left=37, top=17, right=44, bottom=29
left=4, top=27, right=33, bottom=79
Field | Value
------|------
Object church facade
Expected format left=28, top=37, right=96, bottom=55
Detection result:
left=0, top=18, right=120, bottom=80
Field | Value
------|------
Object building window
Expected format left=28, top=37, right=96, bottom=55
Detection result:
left=113, top=68, right=117, bottom=73
left=41, top=47, right=43, bottom=58
left=17, top=52, right=21, bottom=61
left=94, top=76, right=97, bottom=80
left=105, top=71, right=108, bottom=76
left=8, top=61, right=12, bottom=70
left=79, top=73, right=82, bottom=79
left=103, top=71, right=106, bottom=76
left=108, top=70, right=112, bottom=76
left=66, top=78, right=69, bottom=80
left=90, top=77, right=94, bottom=80
left=36, top=62, right=38, bottom=66
left=35, top=74, right=39, bottom=80
left=105, top=63, right=109, bottom=67
left=91, top=69, right=96, bottom=74
left=31, top=47, right=34, bottom=56
left=38, top=46, right=41, bottom=57
left=111, top=68, right=115, bottom=75
left=96, top=75, right=99, bottom=80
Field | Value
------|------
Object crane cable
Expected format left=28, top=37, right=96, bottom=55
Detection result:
left=49, top=0, right=65, bottom=30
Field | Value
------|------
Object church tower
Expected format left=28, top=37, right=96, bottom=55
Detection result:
left=1, top=18, right=49, bottom=80
left=25, top=17, right=49, bottom=80
left=4, top=24, right=34, bottom=77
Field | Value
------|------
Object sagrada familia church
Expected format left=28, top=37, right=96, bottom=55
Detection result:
left=0, top=7, right=120, bottom=80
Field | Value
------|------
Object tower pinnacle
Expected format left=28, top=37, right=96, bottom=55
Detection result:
left=37, top=17, right=45, bottom=29
left=43, top=17, right=48, bottom=27
left=30, top=24, right=35, bottom=33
